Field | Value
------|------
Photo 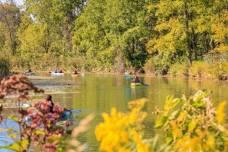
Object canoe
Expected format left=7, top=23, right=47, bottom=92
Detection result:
left=51, top=72, right=64, bottom=76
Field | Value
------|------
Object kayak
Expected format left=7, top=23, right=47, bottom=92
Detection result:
left=24, top=72, right=34, bottom=76
left=24, top=109, right=81, bottom=130
left=51, top=72, right=64, bottom=76
left=131, top=82, right=148, bottom=88
left=131, top=82, right=143, bottom=87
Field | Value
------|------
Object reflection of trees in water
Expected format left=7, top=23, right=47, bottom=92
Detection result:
left=114, top=75, right=124, bottom=87
left=46, top=75, right=227, bottom=152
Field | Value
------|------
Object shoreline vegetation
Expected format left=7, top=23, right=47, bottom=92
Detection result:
left=6, top=67, right=228, bottom=81
left=0, top=0, right=227, bottom=82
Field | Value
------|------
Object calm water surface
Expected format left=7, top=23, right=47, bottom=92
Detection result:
left=35, top=74, right=228, bottom=151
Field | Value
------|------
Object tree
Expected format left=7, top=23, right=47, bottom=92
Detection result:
left=146, top=0, right=227, bottom=74
left=16, top=0, right=86, bottom=68
left=73, top=0, right=149, bottom=72
left=211, top=0, right=228, bottom=53
left=0, top=1, right=20, bottom=55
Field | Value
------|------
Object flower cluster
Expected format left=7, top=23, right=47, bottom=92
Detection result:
left=95, top=99, right=149, bottom=152
left=21, top=99, right=64, bottom=151
left=24, top=99, right=64, bottom=129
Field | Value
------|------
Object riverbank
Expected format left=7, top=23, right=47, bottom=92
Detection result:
left=7, top=69, right=228, bottom=82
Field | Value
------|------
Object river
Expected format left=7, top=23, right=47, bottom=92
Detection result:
left=39, top=74, right=227, bottom=151
left=1, top=74, right=227, bottom=151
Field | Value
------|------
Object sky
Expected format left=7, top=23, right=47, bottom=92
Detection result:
left=1, top=0, right=24, bottom=6
left=14, top=0, right=23, bottom=5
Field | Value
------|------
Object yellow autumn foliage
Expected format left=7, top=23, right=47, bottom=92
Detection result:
left=95, top=99, right=149, bottom=152
left=95, top=91, right=227, bottom=152
left=216, top=101, right=226, bottom=124
left=155, top=90, right=228, bottom=152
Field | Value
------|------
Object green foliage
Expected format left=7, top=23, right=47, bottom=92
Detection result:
left=190, top=61, right=228, bottom=79
left=0, top=57, right=10, bottom=77
left=190, top=61, right=209, bottom=78
left=144, top=58, right=156, bottom=74
left=1, top=139, right=29, bottom=152
left=14, top=0, right=85, bottom=70
left=146, top=0, right=227, bottom=74
left=73, top=0, right=149, bottom=71
left=0, top=2, right=20, bottom=55
left=169, top=63, right=189, bottom=77
left=0, top=0, right=227, bottom=77
left=144, top=55, right=172, bottom=75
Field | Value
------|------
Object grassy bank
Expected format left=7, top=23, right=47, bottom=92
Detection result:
left=168, top=61, right=228, bottom=80
left=1, top=55, right=227, bottom=81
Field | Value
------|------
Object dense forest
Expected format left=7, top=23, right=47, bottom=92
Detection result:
left=0, top=0, right=227, bottom=78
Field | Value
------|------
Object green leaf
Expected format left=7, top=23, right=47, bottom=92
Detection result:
left=188, top=119, right=198, bottom=132
left=47, top=134, right=61, bottom=143
left=165, top=132, right=173, bottom=144
left=1, top=139, right=28, bottom=151
left=34, top=129, right=45, bottom=136
left=8, top=115, right=19, bottom=122
left=192, top=100, right=205, bottom=108
left=155, top=115, right=168, bottom=128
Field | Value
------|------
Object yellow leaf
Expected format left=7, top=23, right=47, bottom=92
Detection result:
left=206, top=134, right=215, bottom=149
left=216, top=101, right=226, bottom=124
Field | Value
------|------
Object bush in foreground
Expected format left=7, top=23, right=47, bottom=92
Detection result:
left=96, top=91, right=227, bottom=152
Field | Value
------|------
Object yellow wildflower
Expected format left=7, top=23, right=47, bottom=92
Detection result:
left=216, top=101, right=226, bottom=124
left=95, top=99, right=149, bottom=152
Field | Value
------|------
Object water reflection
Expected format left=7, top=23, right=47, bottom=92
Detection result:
left=25, top=75, right=228, bottom=151
left=38, top=74, right=227, bottom=151
left=0, top=119, right=20, bottom=152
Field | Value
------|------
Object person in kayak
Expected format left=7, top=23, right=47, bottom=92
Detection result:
left=46, top=95, right=73, bottom=121
left=28, top=69, right=32, bottom=73
left=46, top=95, right=55, bottom=113
left=132, top=75, right=141, bottom=83
left=73, top=69, right=78, bottom=75
left=54, top=69, right=58, bottom=73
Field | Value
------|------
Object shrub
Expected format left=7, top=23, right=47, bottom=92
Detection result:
left=144, top=57, right=170, bottom=75
left=95, top=99, right=150, bottom=152
left=169, top=63, right=189, bottom=77
left=155, top=90, right=227, bottom=152
left=95, top=91, right=227, bottom=152
left=190, top=61, right=228, bottom=79
left=0, top=57, right=10, bottom=77
left=189, top=61, right=210, bottom=78
left=144, top=58, right=156, bottom=75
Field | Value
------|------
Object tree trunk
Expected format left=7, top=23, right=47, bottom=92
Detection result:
left=115, top=46, right=125, bottom=73
left=184, top=1, right=192, bottom=64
